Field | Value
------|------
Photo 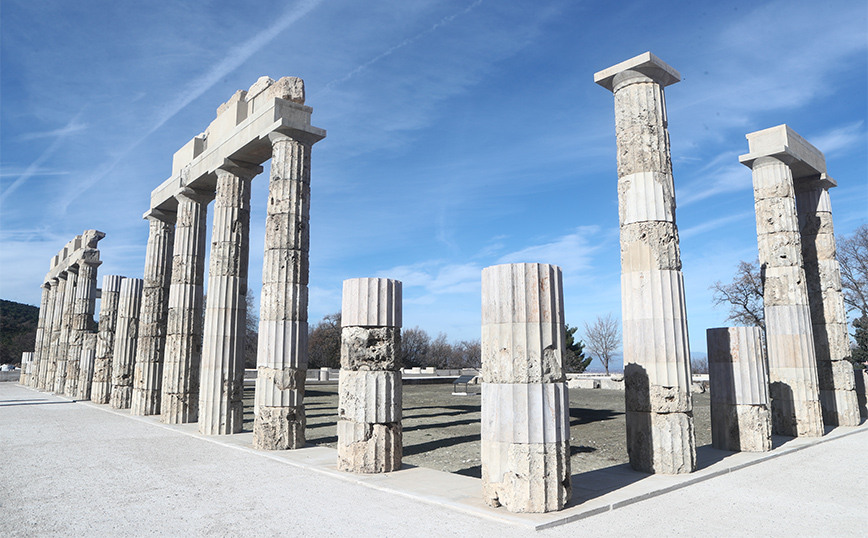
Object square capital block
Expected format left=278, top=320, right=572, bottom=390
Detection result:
left=594, top=51, right=681, bottom=92
left=739, top=124, right=830, bottom=183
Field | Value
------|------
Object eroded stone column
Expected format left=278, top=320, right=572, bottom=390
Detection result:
left=199, top=162, right=259, bottom=435
left=40, top=275, right=64, bottom=391
left=92, top=275, right=123, bottom=404
left=53, top=267, right=78, bottom=394
left=162, top=189, right=210, bottom=424
left=707, top=327, right=772, bottom=452
left=65, top=255, right=101, bottom=398
left=110, top=278, right=144, bottom=409
left=595, top=52, right=696, bottom=473
left=19, top=352, right=33, bottom=384
left=131, top=210, right=176, bottom=416
left=28, top=283, right=52, bottom=388
left=481, top=263, right=571, bottom=513
left=740, top=126, right=824, bottom=437
left=76, top=333, right=98, bottom=400
left=336, top=278, right=402, bottom=471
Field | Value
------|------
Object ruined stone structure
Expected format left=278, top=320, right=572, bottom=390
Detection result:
left=110, top=278, right=144, bottom=409
left=27, top=285, right=51, bottom=388
left=76, top=333, right=99, bottom=400
left=19, top=352, right=33, bottom=385
left=91, top=275, right=124, bottom=404
left=336, top=278, right=403, bottom=472
left=480, top=263, right=571, bottom=513
left=65, top=247, right=101, bottom=398
left=707, top=327, right=772, bottom=452
left=595, top=52, right=696, bottom=473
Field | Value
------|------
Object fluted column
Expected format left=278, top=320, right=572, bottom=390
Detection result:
left=199, top=162, right=259, bottom=435
left=53, top=267, right=78, bottom=394
left=28, top=283, right=52, bottom=388
left=65, top=257, right=101, bottom=398
left=253, top=134, right=314, bottom=449
left=75, top=333, right=98, bottom=400
left=110, top=278, right=144, bottom=409
left=796, top=180, right=860, bottom=426
left=131, top=210, right=176, bottom=415
left=595, top=52, right=695, bottom=473
left=19, top=352, right=33, bottom=384
left=336, top=278, right=403, bottom=471
left=481, top=263, right=571, bottom=513
left=162, top=189, right=210, bottom=424
left=91, top=275, right=123, bottom=404
left=40, top=276, right=64, bottom=390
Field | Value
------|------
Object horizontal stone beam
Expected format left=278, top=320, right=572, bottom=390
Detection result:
left=738, top=124, right=830, bottom=182
left=43, top=230, right=105, bottom=284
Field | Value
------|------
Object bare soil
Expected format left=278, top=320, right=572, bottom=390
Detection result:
left=243, top=384, right=712, bottom=477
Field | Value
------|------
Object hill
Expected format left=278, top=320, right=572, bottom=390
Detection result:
left=0, top=299, right=39, bottom=365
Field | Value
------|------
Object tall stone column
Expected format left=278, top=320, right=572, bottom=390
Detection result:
left=336, top=278, right=402, bottom=471
left=28, top=283, right=52, bottom=388
left=76, top=333, right=98, bottom=400
left=253, top=134, right=315, bottom=449
left=91, top=275, right=123, bottom=404
left=40, top=276, right=63, bottom=391
left=65, top=257, right=101, bottom=398
left=595, top=52, right=696, bottom=473
left=796, top=178, right=860, bottom=426
left=131, top=210, right=176, bottom=416
left=54, top=266, right=78, bottom=394
left=480, top=263, right=571, bottom=513
left=110, top=278, right=144, bottom=409
left=740, top=126, right=824, bottom=437
left=162, top=189, right=210, bottom=424
left=199, top=162, right=259, bottom=435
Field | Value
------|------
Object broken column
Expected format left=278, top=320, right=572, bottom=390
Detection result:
left=110, top=278, right=144, bottom=409
left=336, top=278, right=402, bottom=472
left=28, top=283, right=52, bottom=388
left=53, top=266, right=78, bottom=394
left=739, top=125, right=824, bottom=437
left=595, top=52, right=696, bottom=473
left=91, top=275, right=123, bottom=404
left=65, top=239, right=102, bottom=398
left=707, top=327, right=772, bottom=452
left=480, top=263, right=571, bottom=513
left=40, top=275, right=64, bottom=391
left=199, top=162, right=259, bottom=435
left=131, top=210, right=176, bottom=416
left=76, top=333, right=98, bottom=400
left=162, top=189, right=210, bottom=424
left=19, top=352, right=33, bottom=385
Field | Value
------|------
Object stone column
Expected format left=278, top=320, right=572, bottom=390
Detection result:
left=131, top=210, right=176, bottom=416
left=199, top=162, right=259, bottom=435
left=53, top=266, right=78, bottom=394
left=739, top=126, right=824, bottom=437
left=336, top=278, right=402, bottom=471
left=110, top=278, right=144, bottom=409
left=796, top=179, right=860, bottom=426
left=40, top=276, right=63, bottom=391
left=65, top=257, right=101, bottom=398
left=19, top=352, right=33, bottom=384
left=707, top=327, right=772, bottom=452
left=28, top=283, right=52, bottom=388
left=92, top=275, right=123, bottom=404
left=76, top=333, right=98, bottom=400
left=162, top=189, right=210, bottom=424
left=595, top=52, right=696, bottom=473
left=253, top=134, right=315, bottom=449
left=480, top=263, right=571, bottom=513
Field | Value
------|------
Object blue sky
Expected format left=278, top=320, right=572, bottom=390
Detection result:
left=2, top=0, right=866, bottom=372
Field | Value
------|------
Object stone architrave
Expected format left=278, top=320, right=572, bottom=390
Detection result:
left=65, top=254, right=102, bottom=398
left=480, top=263, right=571, bottom=513
left=91, top=275, right=124, bottom=404
left=739, top=125, right=824, bottom=437
left=53, top=267, right=78, bottom=394
left=110, top=278, right=145, bottom=409
left=595, top=52, right=696, bottom=473
left=76, top=333, right=98, bottom=400
left=199, top=162, right=260, bottom=435
left=131, top=210, right=176, bottom=416
left=162, top=189, right=211, bottom=424
left=336, top=278, right=403, bottom=472
left=28, top=283, right=52, bottom=388
left=41, top=275, right=65, bottom=391
left=707, top=327, right=772, bottom=452
left=253, top=131, right=320, bottom=450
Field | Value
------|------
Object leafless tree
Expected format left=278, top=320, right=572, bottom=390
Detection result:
left=583, top=313, right=621, bottom=375
left=307, top=312, right=341, bottom=369
left=399, top=326, right=431, bottom=368
left=710, top=259, right=765, bottom=331
left=838, top=224, right=868, bottom=319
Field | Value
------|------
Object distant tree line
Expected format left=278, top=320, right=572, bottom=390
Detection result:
left=0, top=299, right=39, bottom=365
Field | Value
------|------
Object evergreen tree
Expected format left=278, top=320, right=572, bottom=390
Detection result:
left=564, top=324, right=592, bottom=373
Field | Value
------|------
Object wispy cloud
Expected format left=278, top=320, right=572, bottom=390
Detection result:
left=679, top=210, right=753, bottom=240
left=379, top=260, right=482, bottom=296
left=497, top=226, right=603, bottom=274
left=18, top=121, right=88, bottom=141
left=677, top=152, right=751, bottom=207
left=809, top=121, right=865, bottom=157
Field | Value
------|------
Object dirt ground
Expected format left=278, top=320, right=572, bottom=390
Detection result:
left=243, top=384, right=711, bottom=477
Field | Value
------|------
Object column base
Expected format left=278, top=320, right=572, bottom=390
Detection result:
left=626, top=410, right=696, bottom=474
left=161, top=392, right=199, bottom=424
left=770, top=396, right=823, bottom=437
left=819, top=389, right=861, bottom=427
left=110, top=387, right=132, bottom=409
left=481, top=440, right=571, bottom=513
left=336, top=419, right=401, bottom=473
left=254, top=406, right=306, bottom=450
left=711, top=404, right=772, bottom=452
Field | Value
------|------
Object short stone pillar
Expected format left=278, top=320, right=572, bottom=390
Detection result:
left=110, top=278, right=144, bottom=409
left=75, top=333, right=98, bottom=400
left=41, top=275, right=64, bottom=391
left=54, top=267, right=78, bottom=394
left=337, top=278, right=403, bottom=473
left=480, top=263, right=571, bottom=513
left=199, top=163, right=259, bottom=435
left=320, top=367, right=330, bottom=381
left=91, top=275, right=123, bottom=404
left=28, top=283, right=52, bottom=388
left=595, top=52, right=696, bottom=473
left=707, top=327, right=772, bottom=452
left=19, top=352, right=33, bottom=385
left=740, top=126, right=824, bottom=437
left=65, top=257, right=101, bottom=398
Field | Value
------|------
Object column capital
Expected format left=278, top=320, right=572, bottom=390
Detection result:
left=217, top=158, right=263, bottom=181
left=794, top=172, right=837, bottom=193
left=738, top=124, right=828, bottom=179
left=175, top=186, right=214, bottom=205
left=142, top=208, right=177, bottom=224
left=594, top=51, right=680, bottom=93
left=268, top=129, right=323, bottom=147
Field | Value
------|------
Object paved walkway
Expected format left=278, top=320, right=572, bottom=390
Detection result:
left=1, top=382, right=866, bottom=536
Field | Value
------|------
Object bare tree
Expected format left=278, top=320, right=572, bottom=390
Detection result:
left=838, top=224, right=868, bottom=319
left=399, top=326, right=431, bottom=368
left=583, top=313, right=621, bottom=375
left=427, top=333, right=452, bottom=369
left=448, top=339, right=481, bottom=369
left=710, top=259, right=765, bottom=331
left=308, top=312, right=341, bottom=369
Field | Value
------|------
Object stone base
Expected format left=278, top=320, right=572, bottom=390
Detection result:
left=711, top=404, right=771, bottom=452
left=337, top=420, right=401, bottom=473
left=90, top=383, right=111, bottom=404
left=110, top=387, right=132, bottom=409
left=161, top=392, right=198, bottom=424
left=65, top=363, right=80, bottom=398
left=254, top=406, right=306, bottom=450
left=481, top=440, right=570, bottom=513
left=819, top=389, right=861, bottom=427
left=626, top=410, right=696, bottom=474
left=770, top=397, right=823, bottom=437
left=131, top=387, right=161, bottom=416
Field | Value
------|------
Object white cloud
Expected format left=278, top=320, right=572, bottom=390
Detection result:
left=809, top=121, right=866, bottom=157
left=497, top=226, right=603, bottom=274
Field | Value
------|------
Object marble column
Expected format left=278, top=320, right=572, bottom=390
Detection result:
left=65, top=257, right=101, bottom=398
left=199, top=162, right=259, bottom=435
left=131, top=210, right=176, bottom=416
left=110, top=278, right=144, bottom=409
left=253, top=134, right=314, bottom=449
left=739, top=126, right=824, bottom=437
left=92, top=275, right=123, bottom=404
left=76, top=333, right=98, bottom=400
left=336, top=278, right=402, bottom=472
left=40, top=276, right=63, bottom=391
left=595, top=52, right=696, bottom=473
left=707, top=327, right=772, bottom=452
left=162, top=188, right=210, bottom=424
left=481, top=263, right=571, bottom=513
left=54, top=266, right=78, bottom=394
left=796, top=178, right=860, bottom=426
left=19, top=352, right=33, bottom=384
left=28, top=283, right=52, bottom=388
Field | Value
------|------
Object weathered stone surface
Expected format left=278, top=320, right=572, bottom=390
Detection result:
left=711, top=404, right=772, bottom=452
left=41, top=275, right=65, bottom=391
left=19, top=352, right=33, bottom=385
left=340, top=327, right=401, bottom=371
left=341, top=278, right=402, bottom=328
left=54, top=267, right=78, bottom=394
left=65, top=259, right=100, bottom=398
left=254, top=406, right=305, bottom=450
left=110, top=278, right=144, bottom=409
left=28, top=284, right=52, bottom=388
left=625, top=410, right=696, bottom=474
left=481, top=440, right=571, bottom=513
left=620, top=221, right=682, bottom=272
left=336, top=420, right=401, bottom=473
left=91, top=275, right=123, bottom=404
left=481, top=382, right=569, bottom=444
left=75, top=333, right=98, bottom=400
left=338, top=369, right=401, bottom=424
